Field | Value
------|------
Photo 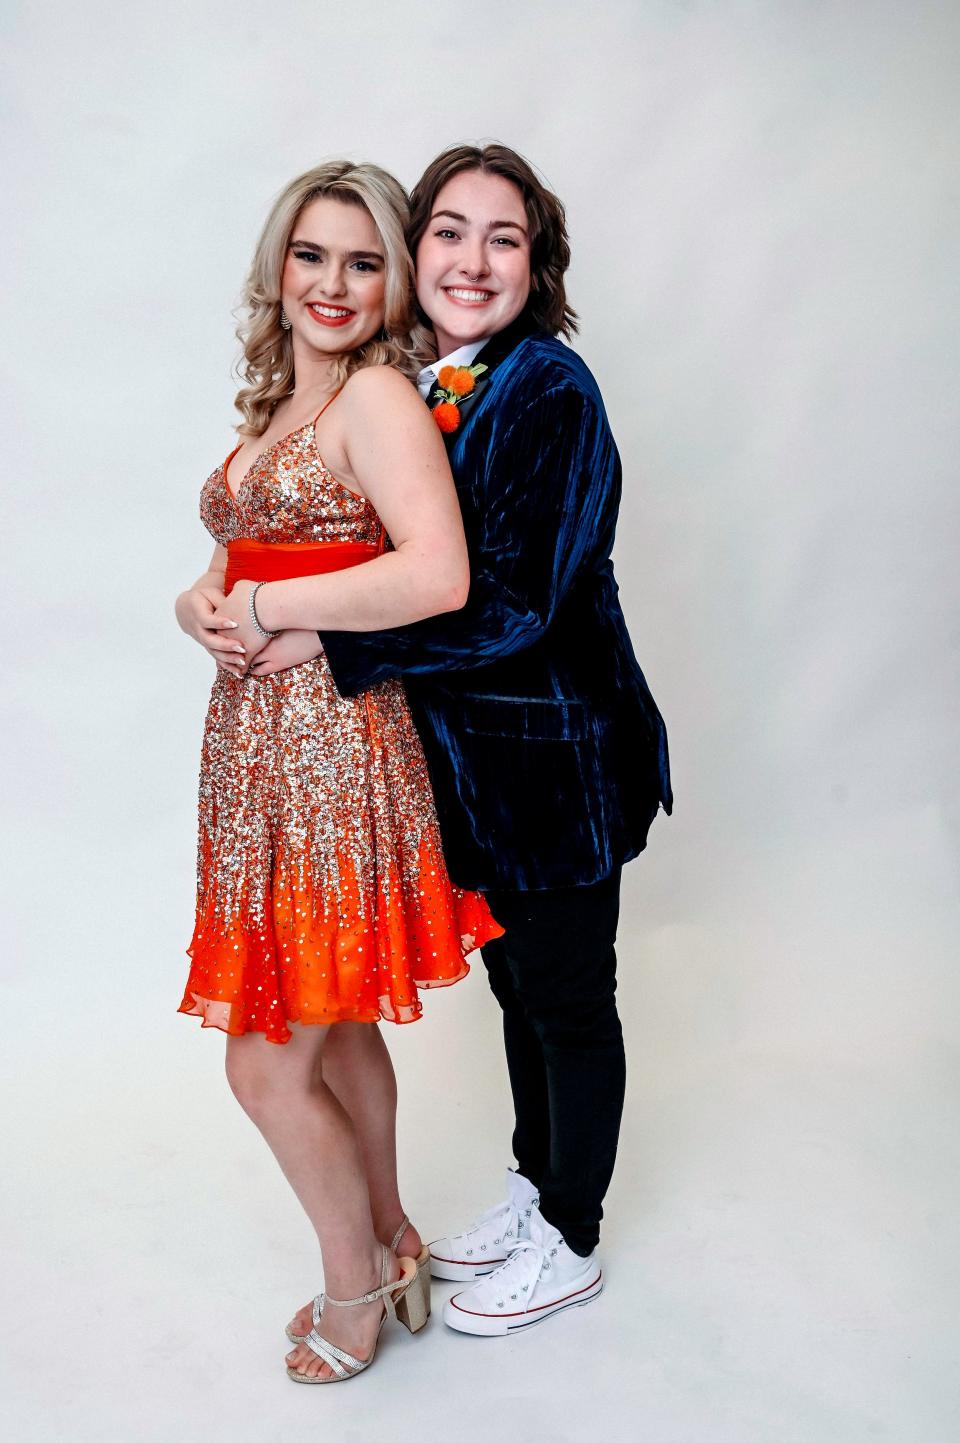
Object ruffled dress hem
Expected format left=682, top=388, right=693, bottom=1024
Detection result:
left=179, top=870, right=502, bottom=1043
left=178, top=960, right=472, bottom=1043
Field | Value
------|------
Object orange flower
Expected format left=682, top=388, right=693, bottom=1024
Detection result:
left=437, top=365, right=457, bottom=389
left=433, top=401, right=461, bottom=433
left=448, top=368, right=476, bottom=397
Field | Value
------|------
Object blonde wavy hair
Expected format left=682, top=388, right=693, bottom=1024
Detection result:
left=234, top=161, right=431, bottom=436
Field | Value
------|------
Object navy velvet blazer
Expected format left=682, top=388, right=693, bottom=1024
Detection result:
left=322, top=321, right=672, bottom=892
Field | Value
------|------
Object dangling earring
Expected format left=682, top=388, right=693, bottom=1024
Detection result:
left=280, top=307, right=292, bottom=331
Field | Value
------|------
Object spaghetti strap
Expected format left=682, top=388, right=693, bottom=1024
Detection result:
left=313, top=388, right=344, bottom=425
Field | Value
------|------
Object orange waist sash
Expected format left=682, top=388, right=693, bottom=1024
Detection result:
left=224, top=538, right=379, bottom=594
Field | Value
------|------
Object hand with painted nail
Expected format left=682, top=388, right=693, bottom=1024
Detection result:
left=175, top=580, right=249, bottom=674
left=209, top=579, right=273, bottom=671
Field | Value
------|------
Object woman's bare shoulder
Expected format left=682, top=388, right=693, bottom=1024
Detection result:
left=341, top=364, right=419, bottom=408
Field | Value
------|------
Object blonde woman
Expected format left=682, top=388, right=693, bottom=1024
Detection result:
left=174, top=161, right=501, bottom=1384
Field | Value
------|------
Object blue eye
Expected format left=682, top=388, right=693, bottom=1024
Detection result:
left=293, top=249, right=321, bottom=263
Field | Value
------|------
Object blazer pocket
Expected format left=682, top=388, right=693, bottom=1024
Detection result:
left=457, top=694, right=591, bottom=742
left=432, top=694, right=613, bottom=878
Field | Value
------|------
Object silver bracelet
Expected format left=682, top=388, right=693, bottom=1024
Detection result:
left=249, top=582, right=278, bottom=639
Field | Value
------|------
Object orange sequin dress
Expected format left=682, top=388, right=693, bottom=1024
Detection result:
left=179, top=418, right=502, bottom=1043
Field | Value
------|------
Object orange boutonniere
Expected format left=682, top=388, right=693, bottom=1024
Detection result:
left=431, top=362, right=488, bottom=432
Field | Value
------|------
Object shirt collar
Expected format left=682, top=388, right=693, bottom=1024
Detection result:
left=417, top=339, right=491, bottom=399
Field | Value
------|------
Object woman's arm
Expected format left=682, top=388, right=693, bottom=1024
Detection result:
left=211, top=368, right=468, bottom=652
left=175, top=545, right=248, bottom=673
left=320, top=380, right=619, bottom=694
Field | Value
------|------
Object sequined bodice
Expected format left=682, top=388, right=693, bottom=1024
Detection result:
left=200, top=421, right=383, bottom=547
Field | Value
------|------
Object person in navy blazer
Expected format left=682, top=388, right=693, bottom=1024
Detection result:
left=255, top=144, right=672, bottom=1337
left=323, top=315, right=671, bottom=892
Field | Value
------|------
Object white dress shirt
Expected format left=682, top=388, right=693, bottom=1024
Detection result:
left=416, top=339, right=491, bottom=400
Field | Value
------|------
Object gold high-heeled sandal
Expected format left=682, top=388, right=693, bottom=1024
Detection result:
left=285, top=1214, right=430, bottom=1343
left=286, top=1245, right=423, bottom=1385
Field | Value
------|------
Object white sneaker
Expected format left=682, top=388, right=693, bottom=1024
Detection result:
left=442, top=1208, right=602, bottom=1336
left=429, top=1169, right=539, bottom=1281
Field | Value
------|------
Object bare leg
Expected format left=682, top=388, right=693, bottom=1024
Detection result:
left=225, top=1024, right=400, bottom=1380
left=324, top=1022, right=422, bottom=1253
left=286, top=1022, right=422, bottom=1340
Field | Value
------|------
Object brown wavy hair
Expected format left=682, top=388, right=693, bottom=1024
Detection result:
left=234, top=161, right=432, bottom=437
left=407, top=143, right=579, bottom=340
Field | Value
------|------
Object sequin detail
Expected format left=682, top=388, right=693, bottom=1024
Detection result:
left=201, top=421, right=382, bottom=547
left=180, top=422, right=502, bottom=1042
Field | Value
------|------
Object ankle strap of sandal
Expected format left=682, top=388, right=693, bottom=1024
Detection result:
left=323, top=1281, right=397, bottom=1307
left=324, top=1245, right=403, bottom=1309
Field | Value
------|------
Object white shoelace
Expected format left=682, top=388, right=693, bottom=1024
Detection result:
left=451, top=1200, right=523, bottom=1250
left=482, top=1236, right=559, bottom=1311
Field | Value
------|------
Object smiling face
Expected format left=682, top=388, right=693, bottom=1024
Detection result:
left=415, top=169, right=532, bottom=357
left=280, top=195, right=387, bottom=362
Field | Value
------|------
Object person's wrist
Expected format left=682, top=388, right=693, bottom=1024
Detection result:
left=254, top=581, right=283, bottom=633
left=249, top=581, right=278, bottom=639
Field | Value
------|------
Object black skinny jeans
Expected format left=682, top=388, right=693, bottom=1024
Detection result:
left=480, top=869, right=625, bottom=1256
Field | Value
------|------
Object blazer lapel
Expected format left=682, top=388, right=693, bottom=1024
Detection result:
left=424, top=311, right=542, bottom=451
left=467, top=312, right=539, bottom=408
left=473, top=311, right=538, bottom=365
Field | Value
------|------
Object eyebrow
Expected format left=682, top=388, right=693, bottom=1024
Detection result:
left=289, top=238, right=384, bottom=261
left=430, top=209, right=528, bottom=234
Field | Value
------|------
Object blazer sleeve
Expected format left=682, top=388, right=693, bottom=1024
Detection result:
left=321, top=380, right=619, bottom=697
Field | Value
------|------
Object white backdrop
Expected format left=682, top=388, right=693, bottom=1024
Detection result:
left=3, top=3, right=959, bottom=1440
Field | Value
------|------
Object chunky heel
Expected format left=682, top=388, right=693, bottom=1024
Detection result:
left=389, top=1218, right=430, bottom=1326
left=394, top=1258, right=429, bottom=1334
left=414, top=1245, right=432, bottom=1321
